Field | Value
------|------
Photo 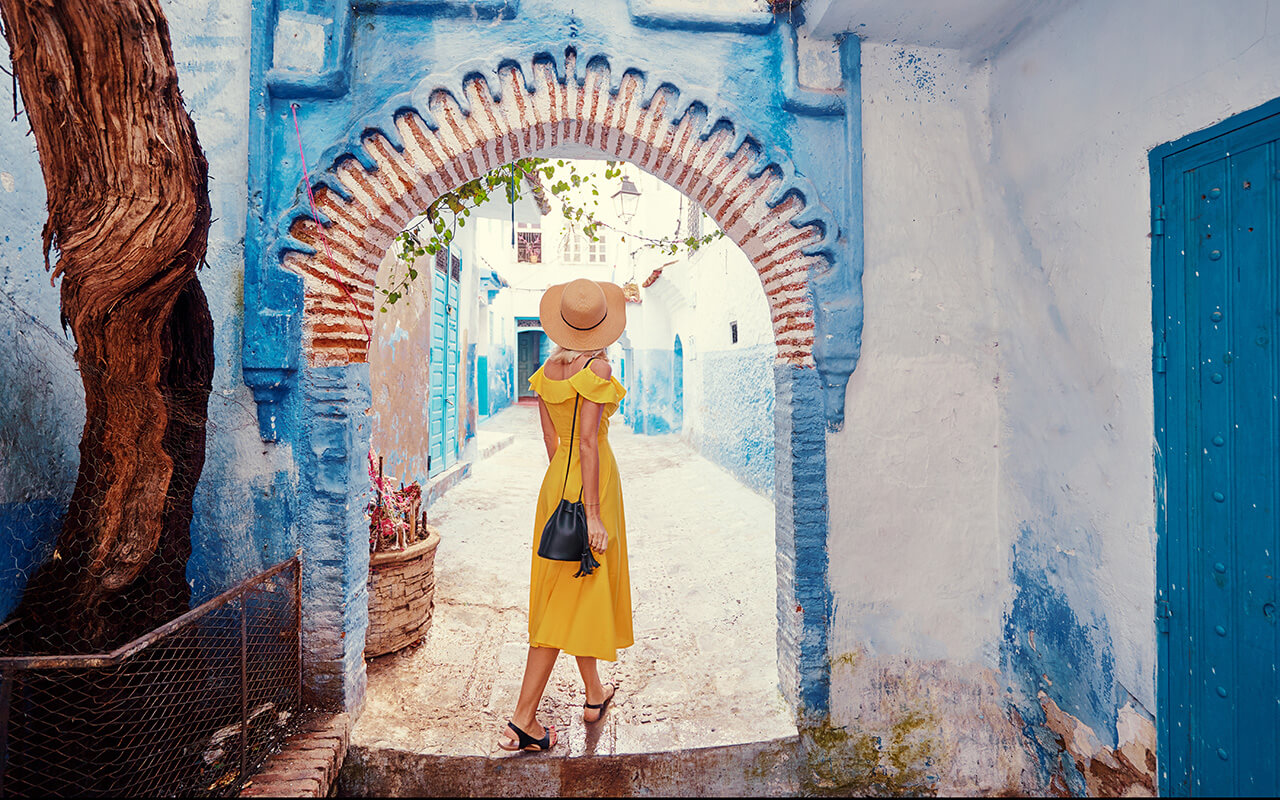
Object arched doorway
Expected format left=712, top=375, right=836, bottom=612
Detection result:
left=243, top=29, right=863, bottom=718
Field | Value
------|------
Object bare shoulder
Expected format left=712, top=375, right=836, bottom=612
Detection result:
left=587, top=356, right=612, bottom=379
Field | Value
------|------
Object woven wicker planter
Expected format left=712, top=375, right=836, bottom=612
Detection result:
left=365, top=526, right=440, bottom=658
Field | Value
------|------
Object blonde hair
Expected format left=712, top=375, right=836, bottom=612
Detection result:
left=546, top=345, right=608, bottom=366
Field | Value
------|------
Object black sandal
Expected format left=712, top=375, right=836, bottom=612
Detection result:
left=584, top=683, right=616, bottom=722
left=498, top=721, right=555, bottom=752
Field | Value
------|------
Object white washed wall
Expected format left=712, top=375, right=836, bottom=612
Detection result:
left=829, top=42, right=1002, bottom=669
left=987, top=0, right=1280, bottom=734
left=820, top=4, right=1280, bottom=791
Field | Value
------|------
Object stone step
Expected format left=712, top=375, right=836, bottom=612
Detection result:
left=338, top=736, right=800, bottom=797
left=240, top=712, right=351, bottom=797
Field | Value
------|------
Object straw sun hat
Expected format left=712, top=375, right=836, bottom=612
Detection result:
left=539, top=278, right=627, bottom=351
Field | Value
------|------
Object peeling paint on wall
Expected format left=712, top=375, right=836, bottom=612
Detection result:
left=1003, top=524, right=1116, bottom=745
left=1033, top=693, right=1157, bottom=797
left=818, top=649, right=1036, bottom=795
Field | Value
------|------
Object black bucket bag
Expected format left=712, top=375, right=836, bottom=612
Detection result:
left=537, top=365, right=602, bottom=578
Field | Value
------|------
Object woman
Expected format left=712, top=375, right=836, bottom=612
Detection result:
left=498, top=278, right=633, bottom=753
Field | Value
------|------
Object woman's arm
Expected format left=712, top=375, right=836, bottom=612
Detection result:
left=577, top=359, right=611, bottom=554
left=537, top=398, right=558, bottom=462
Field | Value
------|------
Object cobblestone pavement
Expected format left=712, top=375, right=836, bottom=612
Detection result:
left=352, top=404, right=795, bottom=758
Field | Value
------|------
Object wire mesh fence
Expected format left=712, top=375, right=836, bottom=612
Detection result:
left=0, top=556, right=301, bottom=798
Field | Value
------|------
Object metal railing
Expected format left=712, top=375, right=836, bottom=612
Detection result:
left=0, top=556, right=302, bottom=797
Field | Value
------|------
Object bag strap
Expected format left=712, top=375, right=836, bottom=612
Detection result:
left=560, top=356, right=598, bottom=501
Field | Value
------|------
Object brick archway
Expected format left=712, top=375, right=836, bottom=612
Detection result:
left=279, top=52, right=826, bottom=371
left=257, top=48, right=842, bottom=719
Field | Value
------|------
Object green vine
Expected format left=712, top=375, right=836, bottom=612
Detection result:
left=379, top=158, right=724, bottom=311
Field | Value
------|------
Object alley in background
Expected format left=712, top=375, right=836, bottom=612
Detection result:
left=352, top=404, right=794, bottom=757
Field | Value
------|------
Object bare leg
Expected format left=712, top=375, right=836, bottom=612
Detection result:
left=500, top=645, right=560, bottom=748
left=576, top=655, right=615, bottom=722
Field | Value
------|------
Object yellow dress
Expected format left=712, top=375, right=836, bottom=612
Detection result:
left=527, top=364, right=633, bottom=661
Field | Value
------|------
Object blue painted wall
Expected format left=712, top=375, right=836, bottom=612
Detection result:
left=487, top=343, right=515, bottom=416
left=695, top=345, right=776, bottom=497
left=626, top=348, right=676, bottom=435
left=625, top=343, right=775, bottom=497
left=0, top=292, right=81, bottom=620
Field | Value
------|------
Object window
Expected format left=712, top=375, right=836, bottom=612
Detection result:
left=730, top=320, right=738, bottom=344
left=560, top=231, right=583, bottom=263
left=560, top=231, right=607, bottom=264
left=516, top=221, right=541, bottom=263
left=586, top=231, right=607, bottom=264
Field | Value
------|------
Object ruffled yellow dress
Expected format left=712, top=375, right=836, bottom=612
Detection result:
left=527, top=364, right=633, bottom=661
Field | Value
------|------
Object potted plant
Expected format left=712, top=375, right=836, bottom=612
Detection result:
left=364, top=448, right=441, bottom=658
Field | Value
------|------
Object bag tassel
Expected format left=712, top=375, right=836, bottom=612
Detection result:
left=574, top=548, right=601, bottom=578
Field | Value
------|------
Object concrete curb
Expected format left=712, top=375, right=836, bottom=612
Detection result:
left=423, top=432, right=514, bottom=510
left=424, top=462, right=472, bottom=508
left=479, top=433, right=516, bottom=460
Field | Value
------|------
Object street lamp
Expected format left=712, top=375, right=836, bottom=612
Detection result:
left=611, top=174, right=641, bottom=223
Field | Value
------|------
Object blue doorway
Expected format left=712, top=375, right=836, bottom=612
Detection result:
left=428, top=249, right=461, bottom=477
left=516, top=327, right=545, bottom=400
left=1152, top=98, right=1280, bottom=796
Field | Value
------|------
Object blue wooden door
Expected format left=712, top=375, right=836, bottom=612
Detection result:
left=516, top=329, right=541, bottom=398
left=427, top=248, right=462, bottom=477
left=427, top=251, right=448, bottom=477
left=1154, top=99, right=1280, bottom=797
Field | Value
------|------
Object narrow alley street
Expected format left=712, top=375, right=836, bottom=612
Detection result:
left=351, top=404, right=795, bottom=760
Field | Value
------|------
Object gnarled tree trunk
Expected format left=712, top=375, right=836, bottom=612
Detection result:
left=0, top=0, right=213, bottom=652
